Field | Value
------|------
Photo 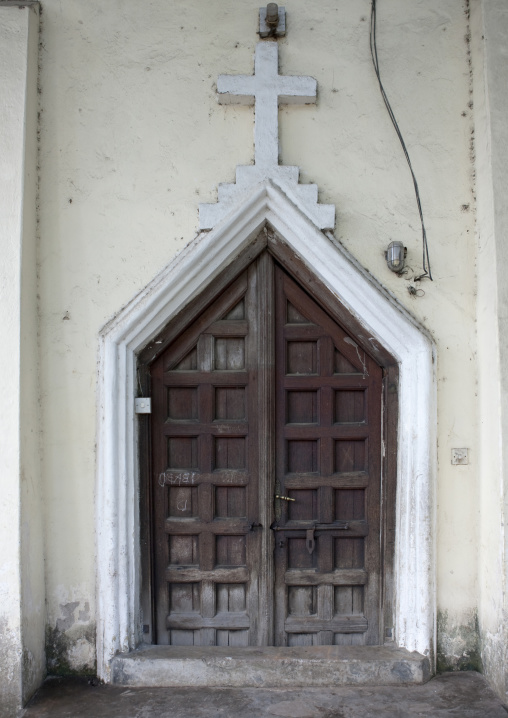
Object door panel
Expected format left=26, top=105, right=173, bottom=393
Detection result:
left=151, top=266, right=263, bottom=646
left=273, top=266, right=382, bottom=646
left=150, top=252, right=383, bottom=647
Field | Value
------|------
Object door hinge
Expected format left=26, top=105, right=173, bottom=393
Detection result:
left=135, top=397, right=152, bottom=414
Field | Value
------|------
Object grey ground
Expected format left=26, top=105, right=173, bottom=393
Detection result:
left=21, top=672, right=508, bottom=718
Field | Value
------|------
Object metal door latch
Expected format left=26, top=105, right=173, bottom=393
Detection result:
left=306, top=528, right=315, bottom=555
left=275, top=494, right=295, bottom=502
left=248, top=522, right=263, bottom=531
left=270, top=520, right=350, bottom=556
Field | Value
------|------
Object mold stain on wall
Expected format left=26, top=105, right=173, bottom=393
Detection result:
left=437, top=609, right=482, bottom=673
left=45, top=601, right=96, bottom=676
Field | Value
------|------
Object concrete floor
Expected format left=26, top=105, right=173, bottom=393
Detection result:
left=21, top=672, right=508, bottom=718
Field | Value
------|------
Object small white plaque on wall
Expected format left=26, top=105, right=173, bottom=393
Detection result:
left=135, top=398, right=152, bottom=414
left=451, top=448, right=469, bottom=465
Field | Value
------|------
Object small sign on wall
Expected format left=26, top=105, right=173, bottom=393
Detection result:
left=451, top=448, right=469, bottom=465
left=135, top=398, right=151, bottom=414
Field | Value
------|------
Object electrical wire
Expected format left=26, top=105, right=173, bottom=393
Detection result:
left=370, top=0, right=432, bottom=281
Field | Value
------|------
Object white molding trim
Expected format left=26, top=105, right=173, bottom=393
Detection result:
left=96, top=180, right=436, bottom=680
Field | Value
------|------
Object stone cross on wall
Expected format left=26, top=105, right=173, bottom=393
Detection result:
left=217, top=42, right=316, bottom=169
left=199, top=42, right=335, bottom=231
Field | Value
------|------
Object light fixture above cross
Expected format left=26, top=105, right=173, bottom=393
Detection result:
left=199, top=42, right=335, bottom=231
left=217, top=42, right=316, bottom=169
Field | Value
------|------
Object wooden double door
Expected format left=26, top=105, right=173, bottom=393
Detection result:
left=149, top=251, right=383, bottom=647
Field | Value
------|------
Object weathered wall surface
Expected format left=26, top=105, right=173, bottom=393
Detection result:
left=470, top=0, right=508, bottom=700
left=37, top=0, right=477, bottom=674
left=20, top=3, right=46, bottom=704
left=0, top=3, right=44, bottom=715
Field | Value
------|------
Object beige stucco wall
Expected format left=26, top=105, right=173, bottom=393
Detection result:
left=20, top=4, right=46, bottom=703
left=37, top=0, right=477, bottom=672
left=0, top=4, right=44, bottom=716
left=471, top=0, right=508, bottom=699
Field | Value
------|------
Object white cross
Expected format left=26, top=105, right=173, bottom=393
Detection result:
left=217, top=42, right=316, bottom=170
left=199, top=43, right=334, bottom=231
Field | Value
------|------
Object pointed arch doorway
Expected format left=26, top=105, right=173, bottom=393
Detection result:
left=139, top=246, right=394, bottom=648
left=97, top=183, right=435, bottom=680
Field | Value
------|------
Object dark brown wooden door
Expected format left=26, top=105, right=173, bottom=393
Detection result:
left=150, top=252, right=382, bottom=647
left=273, top=267, right=382, bottom=646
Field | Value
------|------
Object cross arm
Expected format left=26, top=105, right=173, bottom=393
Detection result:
left=278, top=76, right=317, bottom=105
left=217, top=74, right=256, bottom=105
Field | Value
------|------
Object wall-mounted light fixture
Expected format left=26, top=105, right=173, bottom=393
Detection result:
left=259, top=4, right=286, bottom=38
left=266, top=3, right=279, bottom=27
left=385, top=241, right=407, bottom=273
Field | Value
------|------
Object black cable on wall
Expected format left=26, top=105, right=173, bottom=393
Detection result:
left=370, top=0, right=433, bottom=281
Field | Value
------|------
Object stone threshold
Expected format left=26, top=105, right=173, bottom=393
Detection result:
left=111, top=644, right=431, bottom=688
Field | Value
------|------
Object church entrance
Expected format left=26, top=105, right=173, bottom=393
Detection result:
left=145, top=249, right=386, bottom=648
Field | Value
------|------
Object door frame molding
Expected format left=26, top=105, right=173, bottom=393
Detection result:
left=96, top=180, right=437, bottom=679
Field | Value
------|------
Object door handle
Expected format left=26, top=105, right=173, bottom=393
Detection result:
left=275, top=494, right=295, bottom=502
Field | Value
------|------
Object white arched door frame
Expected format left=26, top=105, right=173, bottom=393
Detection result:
left=96, top=180, right=436, bottom=680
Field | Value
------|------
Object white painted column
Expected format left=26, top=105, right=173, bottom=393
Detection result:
left=471, top=0, right=508, bottom=702
left=0, top=3, right=43, bottom=714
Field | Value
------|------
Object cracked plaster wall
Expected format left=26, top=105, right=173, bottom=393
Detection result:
left=35, top=0, right=479, bottom=680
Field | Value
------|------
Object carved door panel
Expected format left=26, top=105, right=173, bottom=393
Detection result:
left=150, top=252, right=383, bottom=647
left=273, top=267, right=382, bottom=646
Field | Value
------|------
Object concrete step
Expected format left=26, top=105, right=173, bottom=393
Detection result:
left=111, top=645, right=431, bottom=688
